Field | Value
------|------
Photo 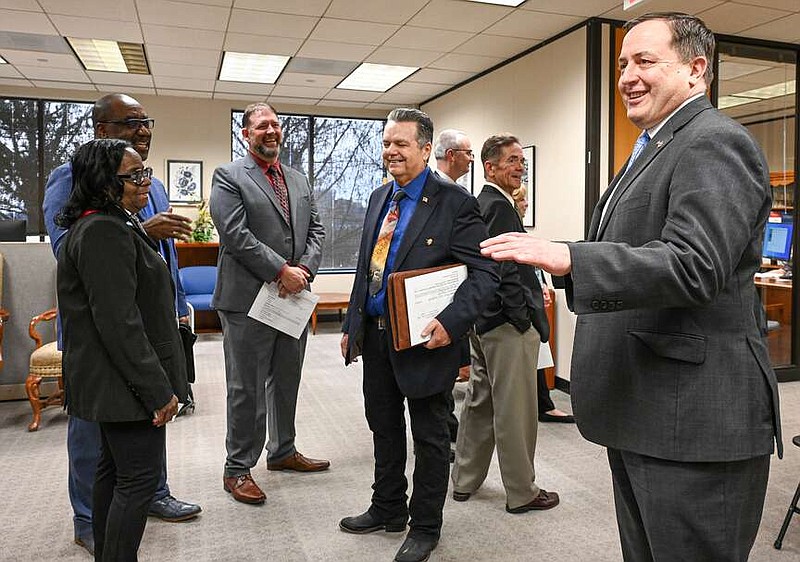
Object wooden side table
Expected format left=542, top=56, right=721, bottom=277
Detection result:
left=311, top=293, right=350, bottom=334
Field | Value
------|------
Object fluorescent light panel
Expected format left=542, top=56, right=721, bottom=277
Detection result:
left=0, top=56, right=6, bottom=64
left=219, top=52, right=289, bottom=84
left=337, top=63, right=418, bottom=92
left=719, top=79, right=796, bottom=109
left=464, top=0, right=526, bottom=6
left=68, top=38, right=149, bottom=74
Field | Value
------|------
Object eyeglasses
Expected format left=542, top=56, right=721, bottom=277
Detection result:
left=449, top=148, right=474, bottom=157
left=118, top=167, right=153, bottom=186
left=98, top=118, right=155, bottom=130
left=503, top=155, right=527, bottom=167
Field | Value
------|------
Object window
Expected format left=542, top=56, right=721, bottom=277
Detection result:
left=232, top=111, right=385, bottom=270
left=0, top=98, right=92, bottom=235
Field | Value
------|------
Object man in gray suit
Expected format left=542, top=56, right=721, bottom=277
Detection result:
left=210, top=103, right=328, bottom=505
left=481, top=12, right=782, bottom=562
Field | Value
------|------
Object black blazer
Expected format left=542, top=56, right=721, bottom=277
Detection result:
left=475, top=185, right=549, bottom=341
left=343, top=171, right=500, bottom=399
left=58, top=206, right=188, bottom=422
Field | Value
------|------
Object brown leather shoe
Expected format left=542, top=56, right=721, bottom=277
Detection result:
left=267, top=451, right=330, bottom=472
left=505, top=489, right=560, bottom=513
left=223, top=474, right=266, bottom=504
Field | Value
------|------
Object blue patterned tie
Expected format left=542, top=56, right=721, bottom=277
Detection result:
left=625, top=131, right=650, bottom=174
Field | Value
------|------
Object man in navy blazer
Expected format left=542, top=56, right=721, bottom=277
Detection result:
left=339, top=108, right=499, bottom=562
left=43, top=93, right=200, bottom=555
left=481, top=13, right=782, bottom=562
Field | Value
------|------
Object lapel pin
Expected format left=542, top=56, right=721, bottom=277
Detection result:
left=656, top=141, right=664, bottom=148
left=426, top=238, right=433, bottom=246
left=422, top=196, right=429, bottom=203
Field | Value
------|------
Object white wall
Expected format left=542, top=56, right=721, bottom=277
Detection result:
left=422, top=28, right=588, bottom=381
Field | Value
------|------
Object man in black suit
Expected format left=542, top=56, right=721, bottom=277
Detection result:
left=452, top=133, right=557, bottom=513
left=481, top=13, right=782, bottom=561
left=339, top=108, right=499, bottom=562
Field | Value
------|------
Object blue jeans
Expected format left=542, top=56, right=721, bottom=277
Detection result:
left=68, top=416, right=169, bottom=539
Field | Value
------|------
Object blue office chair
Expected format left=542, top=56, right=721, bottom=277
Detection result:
left=178, top=266, right=217, bottom=332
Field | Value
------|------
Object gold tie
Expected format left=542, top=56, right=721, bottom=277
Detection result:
left=368, top=190, right=406, bottom=295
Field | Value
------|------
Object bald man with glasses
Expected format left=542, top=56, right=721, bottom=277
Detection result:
left=43, top=93, right=200, bottom=556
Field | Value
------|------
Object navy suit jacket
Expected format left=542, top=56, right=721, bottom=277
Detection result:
left=343, top=171, right=499, bottom=399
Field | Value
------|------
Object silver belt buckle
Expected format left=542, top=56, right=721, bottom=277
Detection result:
left=376, top=317, right=386, bottom=331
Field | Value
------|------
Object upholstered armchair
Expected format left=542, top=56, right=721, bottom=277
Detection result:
left=25, top=308, right=63, bottom=431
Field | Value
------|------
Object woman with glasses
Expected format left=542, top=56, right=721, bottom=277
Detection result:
left=55, top=138, right=187, bottom=562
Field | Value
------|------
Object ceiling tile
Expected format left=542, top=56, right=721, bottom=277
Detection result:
left=142, top=25, right=225, bottom=50
left=96, top=85, right=156, bottom=95
left=739, top=12, right=800, bottom=42
left=266, top=94, right=324, bottom=106
left=150, top=62, right=218, bottom=79
left=407, top=67, right=476, bottom=85
left=315, top=99, right=368, bottom=108
left=147, top=45, right=221, bottom=67
left=324, top=88, right=381, bottom=102
left=214, top=80, right=273, bottom=95
left=154, top=76, right=216, bottom=90
left=696, top=2, right=792, bottom=34
left=601, top=0, right=726, bottom=20
left=456, top=34, right=533, bottom=58
left=233, top=0, right=330, bottom=16
left=520, top=0, right=619, bottom=17
left=31, top=79, right=97, bottom=91
left=716, top=0, right=800, bottom=10
left=296, top=40, right=374, bottom=62
left=214, top=91, right=267, bottom=102
left=271, top=83, right=331, bottom=98
left=409, top=0, right=512, bottom=33
left=1, top=50, right=81, bottom=69
left=223, top=33, right=302, bottom=57
left=373, top=91, right=423, bottom=105
left=278, top=72, right=343, bottom=88
left=364, top=102, right=399, bottom=111
left=310, top=18, right=400, bottom=45
left=138, top=0, right=230, bottom=31
left=15, top=65, right=88, bottom=81
left=366, top=46, right=443, bottom=67
left=387, top=81, right=446, bottom=97
left=38, top=0, right=138, bottom=20
left=485, top=10, right=582, bottom=40
left=0, top=65, right=23, bottom=78
left=325, top=0, right=430, bottom=25
left=385, top=26, right=473, bottom=52
left=0, top=0, right=42, bottom=11
left=0, top=76, right=33, bottom=87
left=429, top=52, right=503, bottom=73
left=228, top=9, right=318, bottom=38
left=286, top=57, right=358, bottom=76
left=0, top=9, right=58, bottom=34
left=87, top=70, right=156, bottom=87
left=50, top=16, right=143, bottom=43
left=157, top=88, right=213, bottom=98
left=0, top=31, right=71, bottom=54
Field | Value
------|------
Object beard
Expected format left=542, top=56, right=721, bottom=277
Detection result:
left=254, top=142, right=279, bottom=160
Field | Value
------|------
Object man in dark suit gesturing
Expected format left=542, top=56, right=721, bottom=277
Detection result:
left=210, top=103, right=328, bottom=506
left=481, top=13, right=782, bottom=562
left=339, top=108, right=499, bottom=562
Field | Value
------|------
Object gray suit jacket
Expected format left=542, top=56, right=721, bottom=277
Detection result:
left=209, top=153, right=325, bottom=312
left=564, top=97, right=782, bottom=462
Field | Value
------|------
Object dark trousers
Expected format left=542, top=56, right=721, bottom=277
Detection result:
left=362, top=320, right=451, bottom=541
left=607, top=448, right=770, bottom=562
left=68, top=416, right=169, bottom=539
left=536, top=369, right=555, bottom=413
left=94, top=420, right=165, bottom=562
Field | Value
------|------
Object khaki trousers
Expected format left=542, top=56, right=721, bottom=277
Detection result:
left=452, top=323, right=541, bottom=509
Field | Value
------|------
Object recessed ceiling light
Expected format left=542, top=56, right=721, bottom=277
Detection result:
left=219, top=52, right=289, bottom=84
left=67, top=38, right=149, bottom=74
left=464, top=0, right=526, bottom=6
left=337, top=63, right=418, bottom=92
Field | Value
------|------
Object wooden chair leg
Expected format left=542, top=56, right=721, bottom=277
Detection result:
left=311, top=309, right=318, bottom=335
left=25, top=373, right=43, bottom=432
left=775, top=480, right=800, bottom=549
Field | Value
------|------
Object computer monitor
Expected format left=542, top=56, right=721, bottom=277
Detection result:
left=0, top=219, right=26, bottom=242
left=763, top=221, right=793, bottom=262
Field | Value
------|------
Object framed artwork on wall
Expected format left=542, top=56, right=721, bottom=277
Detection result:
left=521, top=145, right=535, bottom=227
left=166, top=160, right=203, bottom=204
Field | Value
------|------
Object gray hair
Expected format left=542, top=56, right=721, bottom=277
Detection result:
left=386, top=108, right=434, bottom=147
left=481, top=133, right=520, bottom=166
left=625, top=12, right=715, bottom=84
left=433, top=129, right=467, bottom=160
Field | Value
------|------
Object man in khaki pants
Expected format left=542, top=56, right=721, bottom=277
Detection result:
left=451, top=133, right=558, bottom=513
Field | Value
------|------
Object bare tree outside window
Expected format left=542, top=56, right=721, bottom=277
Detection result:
left=231, top=111, right=384, bottom=270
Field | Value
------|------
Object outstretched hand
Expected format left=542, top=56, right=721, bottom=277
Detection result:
left=480, top=233, right=572, bottom=275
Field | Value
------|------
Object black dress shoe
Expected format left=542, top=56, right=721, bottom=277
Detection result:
left=74, top=534, right=95, bottom=555
left=394, top=536, right=438, bottom=562
left=339, top=510, right=407, bottom=534
left=538, top=412, right=575, bottom=423
left=148, top=495, right=202, bottom=522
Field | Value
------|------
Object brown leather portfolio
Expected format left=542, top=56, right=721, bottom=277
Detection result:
left=386, top=263, right=466, bottom=352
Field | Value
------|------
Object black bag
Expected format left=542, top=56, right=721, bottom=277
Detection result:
left=179, top=323, right=198, bottom=384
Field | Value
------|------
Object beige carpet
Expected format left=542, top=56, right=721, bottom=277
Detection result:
left=0, top=324, right=798, bottom=561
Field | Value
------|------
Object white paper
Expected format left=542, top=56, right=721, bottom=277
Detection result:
left=404, top=265, right=468, bottom=347
left=247, top=282, right=319, bottom=339
left=537, top=341, right=554, bottom=369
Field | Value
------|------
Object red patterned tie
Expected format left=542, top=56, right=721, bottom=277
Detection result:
left=266, top=166, right=290, bottom=221
left=369, top=190, right=406, bottom=295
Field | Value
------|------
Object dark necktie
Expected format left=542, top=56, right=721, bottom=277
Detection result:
left=266, top=165, right=290, bottom=221
left=368, top=190, right=406, bottom=296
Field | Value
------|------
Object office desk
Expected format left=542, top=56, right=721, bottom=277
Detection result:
left=755, top=277, right=792, bottom=366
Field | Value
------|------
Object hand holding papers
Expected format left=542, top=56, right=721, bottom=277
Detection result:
left=248, top=282, right=319, bottom=339
left=387, top=264, right=467, bottom=351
